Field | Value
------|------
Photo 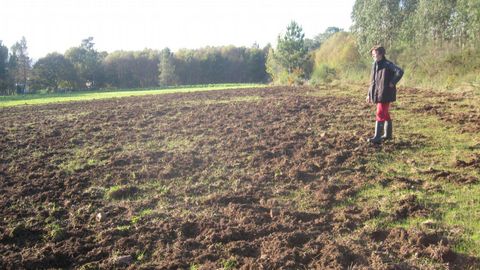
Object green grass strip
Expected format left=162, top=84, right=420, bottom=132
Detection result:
left=0, top=83, right=267, bottom=107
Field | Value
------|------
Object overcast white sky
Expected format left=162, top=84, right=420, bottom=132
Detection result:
left=1, top=0, right=355, bottom=60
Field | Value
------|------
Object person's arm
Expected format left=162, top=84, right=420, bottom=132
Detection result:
left=387, top=62, right=404, bottom=86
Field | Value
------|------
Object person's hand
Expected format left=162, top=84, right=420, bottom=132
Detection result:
left=365, top=95, right=371, bottom=103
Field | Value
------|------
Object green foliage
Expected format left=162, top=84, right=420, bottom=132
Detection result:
left=310, top=64, right=337, bottom=85
left=276, top=21, right=308, bottom=74
left=104, top=49, right=159, bottom=89
left=411, top=0, right=456, bottom=46
left=0, top=41, right=13, bottom=95
left=10, top=37, right=31, bottom=92
left=266, top=21, right=310, bottom=85
left=245, top=45, right=270, bottom=82
left=30, top=53, right=77, bottom=92
left=352, top=0, right=480, bottom=55
left=174, top=45, right=269, bottom=85
left=136, top=249, right=147, bottom=261
left=308, top=26, right=344, bottom=51
left=46, top=222, right=66, bottom=241
left=314, top=32, right=364, bottom=68
left=265, top=48, right=283, bottom=84
left=398, top=44, right=480, bottom=89
left=158, top=48, right=178, bottom=86
left=327, top=0, right=480, bottom=88
left=351, top=0, right=402, bottom=54
left=65, top=37, right=105, bottom=89
left=1, top=37, right=268, bottom=95
left=310, top=32, right=366, bottom=85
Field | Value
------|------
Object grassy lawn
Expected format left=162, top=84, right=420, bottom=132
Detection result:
left=356, top=85, right=480, bottom=257
left=0, top=83, right=267, bottom=107
left=305, top=82, right=480, bottom=258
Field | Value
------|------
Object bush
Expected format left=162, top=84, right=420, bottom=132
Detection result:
left=314, top=32, right=364, bottom=68
left=397, top=44, right=480, bottom=89
left=310, top=64, right=336, bottom=85
left=310, top=32, right=367, bottom=85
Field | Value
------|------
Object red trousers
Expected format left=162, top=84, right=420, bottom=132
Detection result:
left=376, top=103, right=391, bottom=121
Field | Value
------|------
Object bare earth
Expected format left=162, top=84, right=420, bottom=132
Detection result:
left=1, top=86, right=479, bottom=269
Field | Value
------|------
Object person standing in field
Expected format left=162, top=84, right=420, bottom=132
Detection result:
left=366, top=45, right=404, bottom=144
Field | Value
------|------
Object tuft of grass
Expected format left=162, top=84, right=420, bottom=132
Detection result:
left=220, top=257, right=238, bottom=270
left=46, top=222, right=66, bottom=241
left=189, top=263, right=200, bottom=270
left=131, top=209, right=155, bottom=225
left=105, top=185, right=140, bottom=200
left=136, top=249, right=148, bottom=261
left=116, top=225, right=131, bottom=232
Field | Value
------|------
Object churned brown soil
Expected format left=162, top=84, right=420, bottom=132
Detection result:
left=1, top=86, right=478, bottom=269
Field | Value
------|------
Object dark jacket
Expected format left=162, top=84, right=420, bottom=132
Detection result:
left=368, top=58, right=404, bottom=103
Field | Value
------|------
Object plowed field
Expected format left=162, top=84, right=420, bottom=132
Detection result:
left=1, top=86, right=479, bottom=269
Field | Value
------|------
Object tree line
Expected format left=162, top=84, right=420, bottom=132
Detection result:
left=0, top=37, right=270, bottom=95
left=0, top=23, right=344, bottom=95
left=5, top=0, right=474, bottom=95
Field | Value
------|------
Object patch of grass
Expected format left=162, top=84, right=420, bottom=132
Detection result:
left=433, top=184, right=480, bottom=255
left=116, top=225, right=132, bottom=232
left=59, top=146, right=107, bottom=174
left=165, top=137, right=195, bottom=151
left=0, top=84, right=267, bottom=107
left=123, top=135, right=198, bottom=154
left=131, top=209, right=155, bottom=225
left=46, top=222, right=66, bottom=241
left=276, top=187, right=316, bottom=211
left=182, top=95, right=263, bottom=106
left=136, top=249, right=148, bottom=261
left=220, top=257, right=238, bottom=270
left=105, top=185, right=140, bottom=200
left=51, top=111, right=90, bottom=122
left=189, top=263, right=200, bottom=270
left=59, top=159, right=86, bottom=174
left=146, top=181, right=170, bottom=195
left=354, top=91, right=480, bottom=257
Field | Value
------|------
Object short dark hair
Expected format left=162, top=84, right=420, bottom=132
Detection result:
left=370, top=45, right=386, bottom=55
